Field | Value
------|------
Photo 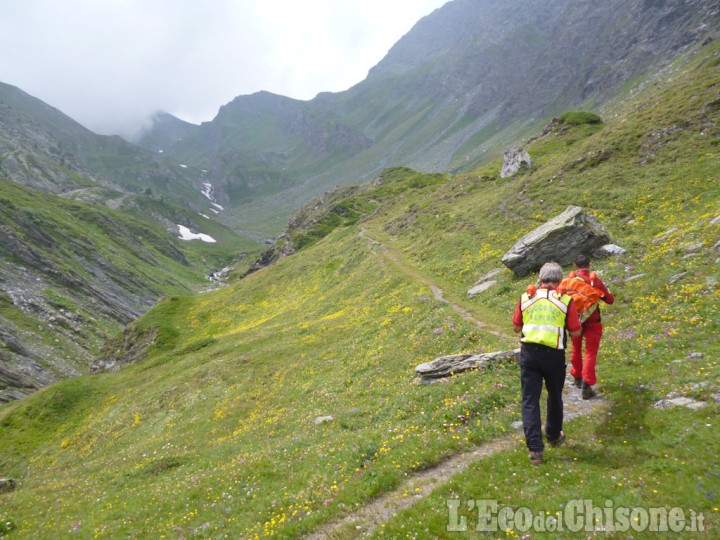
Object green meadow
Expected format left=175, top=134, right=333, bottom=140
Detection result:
left=1, top=41, right=719, bottom=539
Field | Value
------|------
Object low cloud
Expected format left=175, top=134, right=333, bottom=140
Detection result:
left=0, top=0, right=446, bottom=138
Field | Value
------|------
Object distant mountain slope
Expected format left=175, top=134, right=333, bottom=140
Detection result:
left=0, top=82, right=214, bottom=215
left=138, top=0, right=720, bottom=237
left=0, top=177, right=252, bottom=402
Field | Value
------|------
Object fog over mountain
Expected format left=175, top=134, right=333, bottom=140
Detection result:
left=0, top=0, right=448, bottom=138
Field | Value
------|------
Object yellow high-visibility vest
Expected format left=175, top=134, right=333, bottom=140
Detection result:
left=520, top=288, right=572, bottom=349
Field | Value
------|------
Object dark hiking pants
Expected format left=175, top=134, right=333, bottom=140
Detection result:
left=519, top=342, right=566, bottom=451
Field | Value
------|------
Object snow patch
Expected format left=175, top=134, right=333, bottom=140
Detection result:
left=177, top=225, right=216, bottom=243
left=179, top=164, right=188, bottom=168
left=199, top=182, right=224, bottom=213
left=200, top=182, right=213, bottom=200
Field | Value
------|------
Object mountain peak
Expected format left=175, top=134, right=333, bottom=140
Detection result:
left=137, top=0, right=719, bottom=239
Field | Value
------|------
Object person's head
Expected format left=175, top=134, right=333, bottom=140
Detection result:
left=538, top=261, right=563, bottom=285
left=575, top=254, right=590, bottom=269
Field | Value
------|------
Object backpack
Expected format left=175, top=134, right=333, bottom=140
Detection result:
left=558, top=272, right=602, bottom=323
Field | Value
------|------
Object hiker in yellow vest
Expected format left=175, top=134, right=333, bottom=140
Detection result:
left=512, top=262, right=582, bottom=465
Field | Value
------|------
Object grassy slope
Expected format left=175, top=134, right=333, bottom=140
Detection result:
left=0, top=43, right=719, bottom=539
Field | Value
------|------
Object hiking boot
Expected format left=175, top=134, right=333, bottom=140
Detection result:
left=573, top=377, right=582, bottom=388
left=547, top=430, right=565, bottom=448
left=582, top=382, right=597, bottom=400
left=529, top=450, right=543, bottom=465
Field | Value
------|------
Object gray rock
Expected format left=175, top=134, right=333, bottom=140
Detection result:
left=653, top=228, right=679, bottom=243
left=415, top=349, right=519, bottom=382
left=208, top=266, right=231, bottom=285
left=467, top=280, right=497, bottom=298
left=500, top=146, right=533, bottom=178
left=0, top=477, right=17, bottom=493
left=0, top=360, right=40, bottom=389
left=594, top=244, right=626, bottom=257
left=0, top=389, right=33, bottom=404
left=467, top=269, right=505, bottom=297
left=669, top=272, right=687, bottom=285
left=314, top=416, right=334, bottom=425
left=653, top=397, right=707, bottom=411
left=710, top=215, right=720, bottom=226
left=475, top=268, right=504, bottom=284
left=501, top=206, right=611, bottom=277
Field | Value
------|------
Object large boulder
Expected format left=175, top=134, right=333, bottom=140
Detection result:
left=500, top=146, right=533, bottom=178
left=501, top=206, right=610, bottom=277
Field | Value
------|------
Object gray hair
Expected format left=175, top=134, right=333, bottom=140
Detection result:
left=538, top=261, right=563, bottom=283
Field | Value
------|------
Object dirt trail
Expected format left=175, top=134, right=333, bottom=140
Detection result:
left=309, top=378, right=605, bottom=539
left=305, top=230, right=606, bottom=539
left=359, top=228, right=502, bottom=336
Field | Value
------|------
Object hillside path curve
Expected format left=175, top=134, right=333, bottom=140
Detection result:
left=358, top=228, right=502, bottom=336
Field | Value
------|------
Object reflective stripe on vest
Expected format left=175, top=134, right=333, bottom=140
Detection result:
left=520, top=288, right=571, bottom=349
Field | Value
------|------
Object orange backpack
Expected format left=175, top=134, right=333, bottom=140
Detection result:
left=558, top=272, right=603, bottom=323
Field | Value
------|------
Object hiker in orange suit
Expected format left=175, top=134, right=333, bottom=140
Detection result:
left=569, top=254, right=615, bottom=399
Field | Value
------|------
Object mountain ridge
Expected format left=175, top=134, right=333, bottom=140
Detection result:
left=138, top=0, right=720, bottom=237
left=0, top=81, right=221, bottom=220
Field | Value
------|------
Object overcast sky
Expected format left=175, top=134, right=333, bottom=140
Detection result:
left=0, top=0, right=448, bottom=139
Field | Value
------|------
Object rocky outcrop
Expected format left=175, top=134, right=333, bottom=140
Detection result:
left=0, top=360, right=39, bottom=392
left=91, top=323, right=159, bottom=373
left=243, top=183, right=370, bottom=276
left=500, top=146, right=533, bottom=178
left=0, top=177, right=216, bottom=402
left=501, top=206, right=611, bottom=277
left=415, top=349, right=520, bottom=383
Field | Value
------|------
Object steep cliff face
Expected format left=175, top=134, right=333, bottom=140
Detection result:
left=138, top=0, right=720, bottom=237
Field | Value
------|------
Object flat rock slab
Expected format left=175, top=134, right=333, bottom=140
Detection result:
left=415, top=349, right=520, bottom=382
left=653, top=396, right=707, bottom=411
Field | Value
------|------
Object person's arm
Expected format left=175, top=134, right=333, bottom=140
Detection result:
left=566, top=302, right=582, bottom=337
left=595, top=277, right=615, bottom=305
left=512, top=300, right=523, bottom=333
